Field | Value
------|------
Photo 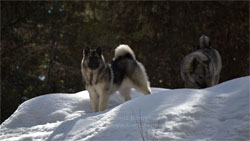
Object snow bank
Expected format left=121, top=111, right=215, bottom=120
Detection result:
left=1, top=77, right=249, bottom=141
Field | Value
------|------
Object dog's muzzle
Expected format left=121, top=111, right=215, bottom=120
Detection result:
left=88, top=57, right=100, bottom=69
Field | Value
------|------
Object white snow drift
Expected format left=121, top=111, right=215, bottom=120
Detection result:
left=0, top=76, right=249, bottom=140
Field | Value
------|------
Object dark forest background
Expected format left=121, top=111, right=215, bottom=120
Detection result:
left=1, top=1, right=249, bottom=123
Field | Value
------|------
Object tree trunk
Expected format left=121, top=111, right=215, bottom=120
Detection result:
left=47, top=40, right=56, bottom=92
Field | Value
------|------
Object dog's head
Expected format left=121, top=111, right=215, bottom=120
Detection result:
left=82, top=47, right=105, bottom=70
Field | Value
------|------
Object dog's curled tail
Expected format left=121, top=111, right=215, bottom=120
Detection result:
left=114, top=44, right=136, bottom=60
left=199, top=35, right=211, bottom=48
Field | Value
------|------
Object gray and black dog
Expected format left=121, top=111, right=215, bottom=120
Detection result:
left=180, top=35, right=222, bottom=88
left=81, top=45, right=151, bottom=112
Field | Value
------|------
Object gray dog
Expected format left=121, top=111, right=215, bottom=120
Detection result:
left=180, top=35, right=222, bottom=88
left=81, top=45, right=151, bottom=112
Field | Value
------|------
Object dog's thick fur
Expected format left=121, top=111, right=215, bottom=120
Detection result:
left=180, top=35, right=222, bottom=88
left=81, top=45, right=151, bottom=112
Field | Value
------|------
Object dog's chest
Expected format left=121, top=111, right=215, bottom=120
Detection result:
left=85, top=71, right=99, bottom=86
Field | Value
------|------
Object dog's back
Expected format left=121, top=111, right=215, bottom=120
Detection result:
left=181, top=35, right=222, bottom=88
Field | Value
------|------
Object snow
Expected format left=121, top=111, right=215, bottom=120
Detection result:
left=1, top=76, right=249, bottom=141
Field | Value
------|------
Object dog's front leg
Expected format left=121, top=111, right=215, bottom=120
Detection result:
left=99, top=92, right=109, bottom=111
left=88, top=89, right=99, bottom=112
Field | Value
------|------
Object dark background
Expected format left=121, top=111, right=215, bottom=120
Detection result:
left=1, top=1, right=249, bottom=123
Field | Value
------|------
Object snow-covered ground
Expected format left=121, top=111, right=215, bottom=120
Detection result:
left=1, top=76, right=249, bottom=141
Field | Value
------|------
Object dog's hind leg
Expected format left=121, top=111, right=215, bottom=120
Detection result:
left=131, top=79, right=151, bottom=95
left=212, top=74, right=220, bottom=86
left=119, top=85, right=131, bottom=101
left=127, top=62, right=151, bottom=95
left=129, top=76, right=151, bottom=95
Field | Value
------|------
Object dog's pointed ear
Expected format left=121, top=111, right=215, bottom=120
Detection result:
left=83, top=47, right=90, bottom=57
left=96, top=47, right=102, bottom=55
